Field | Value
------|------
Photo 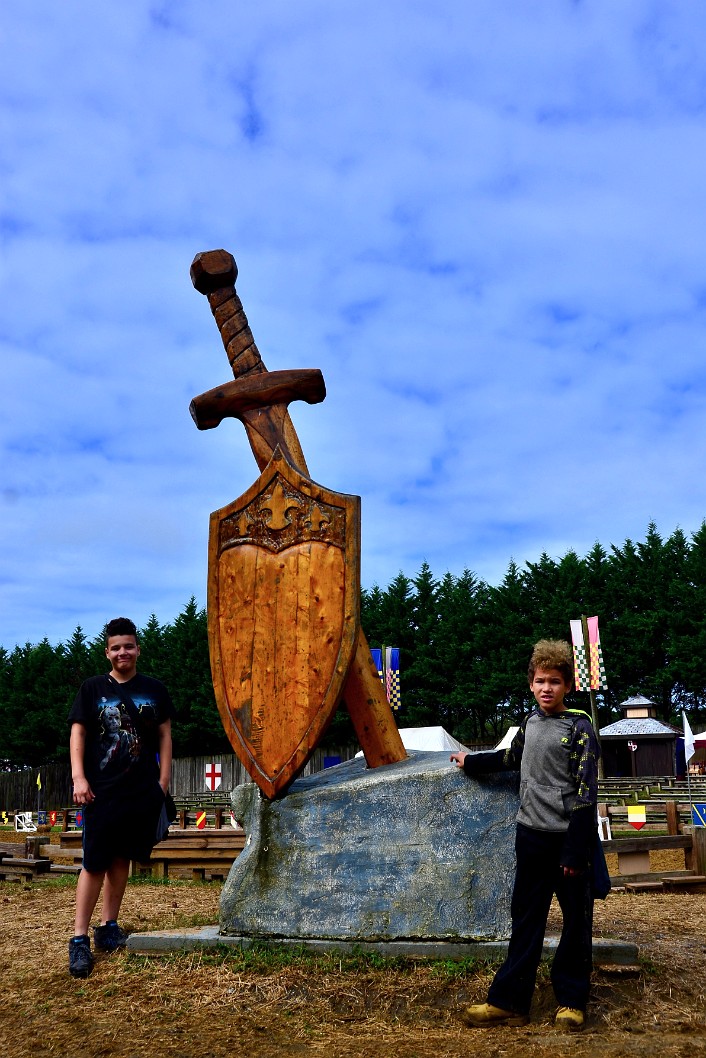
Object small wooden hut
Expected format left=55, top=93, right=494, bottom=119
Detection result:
left=599, top=695, right=679, bottom=778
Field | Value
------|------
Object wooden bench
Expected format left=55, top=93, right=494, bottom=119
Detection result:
left=603, top=831, right=706, bottom=884
left=623, top=880, right=665, bottom=893
left=0, top=856, right=51, bottom=882
left=602, top=801, right=683, bottom=837
left=40, top=824, right=247, bottom=880
left=37, top=842, right=83, bottom=874
left=132, top=828, right=247, bottom=880
left=0, top=838, right=51, bottom=882
left=624, top=875, right=706, bottom=894
left=57, top=831, right=83, bottom=850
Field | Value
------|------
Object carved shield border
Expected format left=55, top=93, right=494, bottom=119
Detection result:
left=207, top=448, right=361, bottom=798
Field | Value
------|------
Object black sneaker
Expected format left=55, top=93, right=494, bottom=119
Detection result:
left=93, top=920, right=128, bottom=953
left=69, top=935, right=94, bottom=978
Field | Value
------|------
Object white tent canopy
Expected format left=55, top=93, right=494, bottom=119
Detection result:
left=355, top=725, right=470, bottom=758
left=355, top=725, right=519, bottom=758
left=398, top=726, right=470, bottom=753
left=398, top=725, right=520, bottom=754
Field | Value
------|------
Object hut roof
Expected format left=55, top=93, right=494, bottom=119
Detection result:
left=599, top=717, right=679, bottom=738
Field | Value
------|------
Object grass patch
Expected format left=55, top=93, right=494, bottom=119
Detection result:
left=126, top=941, right=498, bottom=979
left=127, top=874, right=222, bottom=888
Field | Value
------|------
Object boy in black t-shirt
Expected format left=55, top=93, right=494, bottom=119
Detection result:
left=67, top=617, right=175, bottom=978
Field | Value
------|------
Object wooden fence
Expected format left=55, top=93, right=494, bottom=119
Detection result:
left=0, top=763, right=72, bottom=814
left=0, top=745, right=361, bottom=812
left=3, top=759, right=706, bottom=815
left=169, top=744, right=359, bottom=795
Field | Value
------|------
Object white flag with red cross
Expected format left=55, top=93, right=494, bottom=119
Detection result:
left=205, top=761, right=222, bottom=791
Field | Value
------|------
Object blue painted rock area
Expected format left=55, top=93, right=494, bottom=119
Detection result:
left=220, top=750, right=518, bottom=942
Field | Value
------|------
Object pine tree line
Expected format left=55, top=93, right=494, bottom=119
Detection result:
left=1, top=522, right=705, bottom=767
left=360, top=522, right=706, bottom=743
left=0, top=598, right=230, bottom=767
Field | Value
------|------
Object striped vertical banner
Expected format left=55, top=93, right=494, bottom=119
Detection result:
left=385, top=646, right=401, bottom=711
left=570, top=616, right=608, bottom=691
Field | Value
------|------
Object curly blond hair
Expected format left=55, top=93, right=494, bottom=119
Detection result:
left=527, top=639, right=574, bottom=687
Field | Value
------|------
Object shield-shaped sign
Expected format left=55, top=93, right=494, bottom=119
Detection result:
left=208, top=447, right=361, bottom=798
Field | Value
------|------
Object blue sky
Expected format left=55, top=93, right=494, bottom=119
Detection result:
left=2, top=2, right=706, bottom=649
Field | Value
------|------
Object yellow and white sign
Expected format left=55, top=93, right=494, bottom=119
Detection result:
left=627, top=805, right=646, bottom=831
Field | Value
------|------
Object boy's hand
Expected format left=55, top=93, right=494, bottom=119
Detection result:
left=450, top=751, right=466, bottom=768
left=72, top=777, right=95, bottom=805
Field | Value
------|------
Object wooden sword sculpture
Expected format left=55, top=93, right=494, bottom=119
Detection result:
left=190, top=249, right=406, bottom=798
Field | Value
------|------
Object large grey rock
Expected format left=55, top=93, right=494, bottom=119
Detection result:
left=220, top=750, right=519, bottom=941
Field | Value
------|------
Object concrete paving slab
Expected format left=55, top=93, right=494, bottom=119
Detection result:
left=126, top=926, right=638, bottom=966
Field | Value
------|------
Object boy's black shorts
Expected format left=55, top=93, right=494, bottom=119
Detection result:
left=82, top=781, right=165, bottom=873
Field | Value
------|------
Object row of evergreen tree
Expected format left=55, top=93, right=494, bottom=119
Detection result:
left=1, top=522, right=705, bottom=767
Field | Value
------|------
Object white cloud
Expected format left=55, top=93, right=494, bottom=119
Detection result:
left=1, top=2, right=706, bottom=646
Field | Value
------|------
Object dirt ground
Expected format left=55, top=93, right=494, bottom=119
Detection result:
left=0, top=861, right=705, bottom=1058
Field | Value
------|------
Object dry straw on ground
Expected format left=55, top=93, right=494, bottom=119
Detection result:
left=0, top=863, right=705, bottom=1058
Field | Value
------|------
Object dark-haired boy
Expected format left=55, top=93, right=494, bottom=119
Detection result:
left=450, top=639, right=600, bottom=1032
left=67, top=617, right=175, bottom=977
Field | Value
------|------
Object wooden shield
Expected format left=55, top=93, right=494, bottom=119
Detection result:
left=207, top=448, right=361, bottom=798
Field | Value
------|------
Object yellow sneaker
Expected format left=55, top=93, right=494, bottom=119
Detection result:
left=555, top=1007, right=585, bottom=1031
left=462, top=1002, right=529, bottom=1027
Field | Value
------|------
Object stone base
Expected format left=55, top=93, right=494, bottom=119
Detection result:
left=219, top=750, right=519, bottom=942
left=126, top=927, right=639, bottom=968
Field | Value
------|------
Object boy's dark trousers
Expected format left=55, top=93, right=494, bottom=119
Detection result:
left=488, top=822, right=594, bottom=1016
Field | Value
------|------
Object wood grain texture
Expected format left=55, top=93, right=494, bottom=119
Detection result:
left=208, top=452, right=360, bottom=798
left=192, top=251, right=407, bottom=793
left=344, top=630, right=407, bottom=767
left=189, top=369, right=325, bottom=431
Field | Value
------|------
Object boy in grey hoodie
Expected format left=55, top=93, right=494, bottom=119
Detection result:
left=450, top=639, right=599, bottom=1032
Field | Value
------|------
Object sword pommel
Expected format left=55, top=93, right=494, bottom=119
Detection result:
left=190, top=249, right=237, bottom=294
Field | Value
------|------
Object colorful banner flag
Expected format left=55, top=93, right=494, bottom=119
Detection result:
left=569, top=617, right=608, bottom=691
left=196, top=810, right=207, bottom=830
left=49, top=811, right=57, bottom=827
left=627, top=805, right=646, bottom=831
left=36, top=773, right=42, bottom=792
left=683, top=712, right=696, bottom=763
left=205, top=761, right=222, bottom=791
left=1, top=811, right=8, bottom=826
left=385, top=646, right=401, bottom=711
left=370, top=648, right=383, bottom=682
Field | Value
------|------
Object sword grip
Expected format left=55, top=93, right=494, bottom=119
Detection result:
left=207, top=286, right=265, bottom=381
left=190, top=250, right=309, bottom=475
left=191, top=250, right=263, bottom=381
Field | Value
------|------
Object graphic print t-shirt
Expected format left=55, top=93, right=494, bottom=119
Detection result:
left=68, top=673, right=176, bottom=795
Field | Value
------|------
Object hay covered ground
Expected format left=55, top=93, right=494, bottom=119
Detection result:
left=0, top=863, right=705, bottom=1058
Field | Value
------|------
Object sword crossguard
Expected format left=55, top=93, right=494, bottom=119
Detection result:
left=190, top=369, right=326, bottom=431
